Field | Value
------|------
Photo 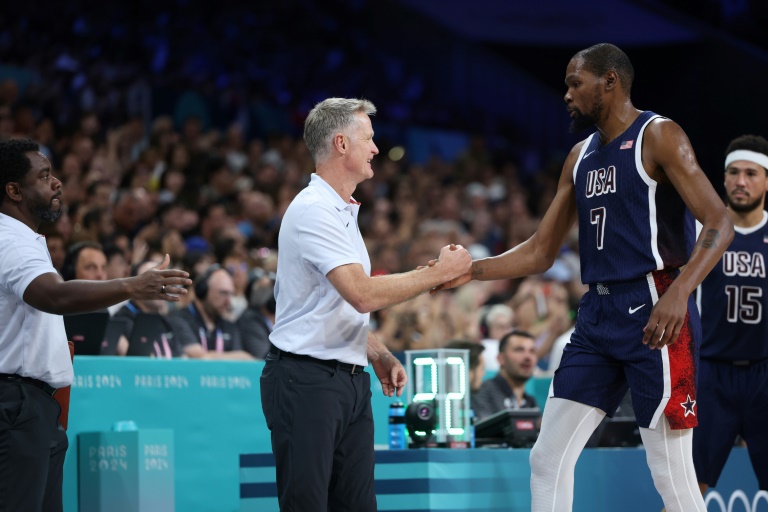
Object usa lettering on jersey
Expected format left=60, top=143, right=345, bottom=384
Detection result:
left=585, top=166, right=617, bottom=198
left=722, top=251, right=766, bottom=277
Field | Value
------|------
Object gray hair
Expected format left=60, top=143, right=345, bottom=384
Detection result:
left=303, top=98, right=376, bottom=164
left=486, top=304, right=514, bottom=324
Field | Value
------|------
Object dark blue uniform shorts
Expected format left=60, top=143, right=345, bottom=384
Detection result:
left=552, top=270, right=701, bottom=430
left=693, top=358, right=768, bottom=489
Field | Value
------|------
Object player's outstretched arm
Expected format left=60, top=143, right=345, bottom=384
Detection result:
left=433, top=143, right=583, bottom=293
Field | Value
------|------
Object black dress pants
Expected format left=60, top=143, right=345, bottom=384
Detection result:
left=0, top=378, right=68, bottom=512
left=261, top=354, right=376, bottom=512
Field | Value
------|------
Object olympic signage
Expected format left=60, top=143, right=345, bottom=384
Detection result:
left=705, top=490, right=768, bottom=512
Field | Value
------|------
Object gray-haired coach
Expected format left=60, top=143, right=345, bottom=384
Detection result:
left=261, top=98, right=471, bottom=511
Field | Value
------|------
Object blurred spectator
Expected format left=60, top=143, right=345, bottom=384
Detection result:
left=44, top=231, right=66, bottom=272
left=510, top=278, right=573, bottom=370
left=109, top=259, right=175, bottom=356
left=104, top=244, right=131, bottom=279
left=222, top=253, right=249, bottom=320
left=479, top=303, right=515, bottom=373
left=166, top=265, right=253, bottom=360
left=237, top=269, right=276, bottom=359
left=60, top=241, right=107, bottom=281
left=72, top=207, right=114, bottom=244
left=374, top=293, right=465, bottom=352
left=473, top=330, right=539, bottom=420
left=104, top=243, right=132, bottom=314
left=84, top=180, right=115, bottom=211
left=546, top=326, right=576, bottom=375
left=531, top=280, right=572, bottom=369
left=444, top=340, right=486, bottom=400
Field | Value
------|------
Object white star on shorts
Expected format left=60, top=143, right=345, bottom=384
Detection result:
left=680, top=394, right=696, bottom=417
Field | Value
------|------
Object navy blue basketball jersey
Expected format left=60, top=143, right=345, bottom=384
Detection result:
left=697, top=212, right=768, bottom=360
left=572, top=111, right=695, bottom=284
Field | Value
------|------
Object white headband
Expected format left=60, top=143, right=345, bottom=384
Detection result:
left=725, top=149, right=768, bottom=171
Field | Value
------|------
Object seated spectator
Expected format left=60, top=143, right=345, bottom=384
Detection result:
left=166, top=264, right=253, bottom=360
left=109, top=259, right=176, bottom=356
left=236, top=269, right=276, bottom=359
left=104, top=243, right=130, bottom=280
left=479, top=303, right=515, bottom=373
left=215, top=235, right=249, bottom=320
left=44, top=231, right=66, bottom=272
left=444, top=340, right=486, bottom=403
left=473, top=330, right=538, bottom=420
left=546, top=326, right=575, bottom=374
left=510, top=277, right=573, bottom=370
left=61, top=241, right=108, bottom=281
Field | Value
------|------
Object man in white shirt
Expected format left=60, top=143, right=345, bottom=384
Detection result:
left=262, top=98, right=471, bottom=511
left=0, top=138, right=192, bottom=512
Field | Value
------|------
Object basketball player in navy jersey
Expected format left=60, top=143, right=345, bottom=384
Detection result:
left=693, top=135, right=768, bottom=494
left=435, top=43, right=734, bottom=511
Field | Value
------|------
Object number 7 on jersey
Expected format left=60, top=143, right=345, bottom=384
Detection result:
left=590, top=206, right=606, bottom=250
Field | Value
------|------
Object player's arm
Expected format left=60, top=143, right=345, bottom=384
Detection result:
left=23, top=254, right=192, bottom=315
left=436, top=142, right=582, bottom=291
left=326, top=243, right=472, bottom=313
left=640, top=119, right=734, bottom=347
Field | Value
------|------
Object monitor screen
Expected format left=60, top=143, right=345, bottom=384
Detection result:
left=63, top=312, right=110, bottom=356
left=474, top=408, right=542, bottom=448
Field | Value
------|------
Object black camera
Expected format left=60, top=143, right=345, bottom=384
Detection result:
left=405, top=401, right=438, bottom=447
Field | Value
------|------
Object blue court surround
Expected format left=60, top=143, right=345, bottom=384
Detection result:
left=64, top=357, right=759, bottom=512
left=240, top=448, right=760, bottom=512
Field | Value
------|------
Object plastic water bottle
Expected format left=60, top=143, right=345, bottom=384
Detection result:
left=469, top=409, right=476, bottom=449
left=388, top=401, right=407, bottom=450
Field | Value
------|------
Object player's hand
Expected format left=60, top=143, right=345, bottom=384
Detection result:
left=130, top=254, right=192, bottom=302
left=641, top=287, right=688, bottom=349
left=430, top=270, right=473, bottom=294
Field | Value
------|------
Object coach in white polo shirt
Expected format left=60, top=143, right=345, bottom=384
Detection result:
left=0, top=138, right=191, bottom=512
left=262, top=98, right=471, bottom=511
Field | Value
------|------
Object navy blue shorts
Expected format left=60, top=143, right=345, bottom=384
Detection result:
left=552, top=270, right=701, bottom=430
left=692, top=358, right=768, bottom=489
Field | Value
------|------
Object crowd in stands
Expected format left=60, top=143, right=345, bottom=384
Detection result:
left=17, top=99, right=583, bottom=375
left=0, top=0, right=590, bottom=380
left=2, top=85, right=586, bottom=376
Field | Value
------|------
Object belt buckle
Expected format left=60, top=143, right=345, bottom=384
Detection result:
left=350, top=364, right=358, bottom=375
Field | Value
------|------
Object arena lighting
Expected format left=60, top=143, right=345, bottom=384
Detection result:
left=388, top=146, right=405, bottom=161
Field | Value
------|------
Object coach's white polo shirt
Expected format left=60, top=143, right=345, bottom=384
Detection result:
left=0, top=214, right=73, bottom=388
left=270, top=174, right=371, bottom=366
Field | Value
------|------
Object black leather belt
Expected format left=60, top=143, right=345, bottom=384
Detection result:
left=268, top=345, right=363, bottom=375
left=0, top=373, right=57, bottom=396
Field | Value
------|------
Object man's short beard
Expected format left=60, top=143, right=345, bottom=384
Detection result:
left=33, top=205, right=63, bottom=224
left=727, top=194, right=763, bottom=213
left=570, top=112, right=595, bottom=134
left=569, top=93, right=604, bottom=134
